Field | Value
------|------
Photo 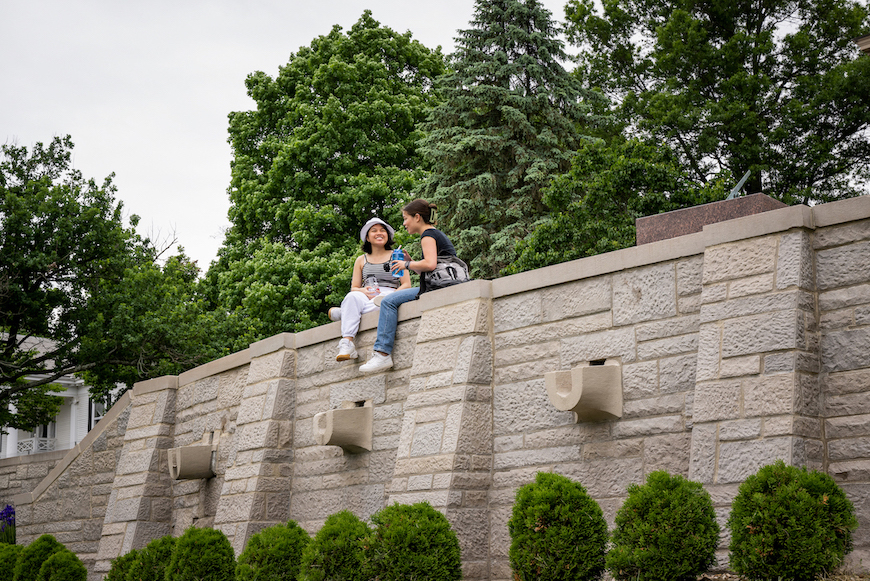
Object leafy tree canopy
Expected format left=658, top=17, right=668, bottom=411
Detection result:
left=565, top=0, right=870, bottom=203
left=206, top=11, right=445, bottom=335
left=416, top=0, right=608, bottom=279
left=505, top=138, right=726, bottom=273
left=0, top=136, right=245, bottom=429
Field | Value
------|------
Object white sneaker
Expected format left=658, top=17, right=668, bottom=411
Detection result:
left=328, top=307, right=341, bottom=321
left=336, top=338, right=357, bottom=361
left=359, top=351, right=393, bottom=373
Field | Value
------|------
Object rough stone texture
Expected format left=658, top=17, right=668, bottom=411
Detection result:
left=9, top=196, right=870, bottom=579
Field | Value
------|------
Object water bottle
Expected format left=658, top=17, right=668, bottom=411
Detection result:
left=391, top=248, right=404, bottom=278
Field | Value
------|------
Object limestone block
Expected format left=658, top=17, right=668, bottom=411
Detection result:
left=236, top=395, right=266, bottom=425
left=857, top=306, right=870, bottom=326
left=417, top=299, right=489, bottom=343
left=700, top=289, right=805, bottom=324
left=582, top=439, right=643, bottom=461
left=613, top=263, right=677, bottom=325
left=446, top=508, right=490, bottom=561
left=637, top=333, right=698, bottom=360
left=828, top=437, right=870, bottom=462
left=410, top=423, right=445, bottom=457
left=820, top=283, right=870, bottom=312
left=494, top=357, right=560, bottom=386
left=405, top=385, right=466, bottom=410
left=263, top=379, right=294, bottom=420
left=694, top=380, right=741, bottom=422
left=247, top=349, right=294, bottom=385
left=636, top=314, right=699, bottom=342
left=719, top=419, right=762, bottom=440
left=696, top=323, right=722, bottom=382
left=826, top=368, right=870, bottom=396
left=387, top=489, right=451, bottom=508
left=313, top=401, right=373, bottom=453
left=622, top=361, right=658, bottom=399
left=660, top=354, right=696, bottom=393
left=718, top=355, right=761, bottom=378
left=493, top=445, right=581, bottom=470
left=677, top=256, right=704, bottom=296
left=560, top=327, right=636, bottom=367
left=611, top=415, right=684, bottom=438
left=540, top=277, right=612, bottom=322
left=703, top=236, right=777, bottom=284
left=777, top=231, right=814, bottom=290
left=827, top=414, right=870, bottom=440
left=492, top=292, right=542, bottom=333
left=815, top=217, right=870, bottom=247
left=116, top=450, right=158, bottom=475
left=440, top=403, right=463, bottom=454
left=414, top=404, right=450, bottom=423
left=453, top=335, right=493, bottom=385
left=410, top=337, right=463, bottom=376
left=329, top=374, right=386, bottom=409
left=729, top=273, right=774, bottom=298
left=702, top=283, right=728, bottom=304
left=622, top=394, right=684, bottom=419
left=494, top=435, right=523, bottom=452
left=217, top=367, right=248, bottom=410
left=643, top=433, right=691, bottom=476
left=717, top=437, right=792, bottom=483
left=235, top=421, right=280, bottom=451
left=494, top=379, right=574, bottom=436
left=722, top=310, right=799, bottom=357
left=817, top=241, right=870, bottom=290
left=558, top=458, right=644, bottom=497
left=743, top=373, right=795, bottom=417
left=126, top=403, right=157, bottom=430
left=214, top=492, right=265, bottom=524
left=495, top=314, right=610, bottom=355
left=821, top=327, right=870, bottom=373
left=678, top=293, right=702, bottom=314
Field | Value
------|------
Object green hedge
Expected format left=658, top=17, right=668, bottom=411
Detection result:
left=728, top=460, right=857, bottom=581
left=298, top=510, right=371, bottom=581
left=13, top=535, right=66, bottom=581
left=606, top=471, right=719, bottom=581
left=236, top=521, right=310, bottom=581
left=165, top=527, right=235, bottom=581
left=508, top=472, right=608, bottom=581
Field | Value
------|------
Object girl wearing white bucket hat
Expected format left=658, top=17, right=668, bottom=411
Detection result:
left=331, top=218, right=410, bottom=362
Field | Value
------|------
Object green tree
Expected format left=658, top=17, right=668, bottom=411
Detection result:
left=205, top=11, right=445, bottom=335
left=0, top=137, right=244, bottom=426
left=506, top=138, right=725, bottom=273
left=565, top=0, right=870, bottom=203
left=416, top=0, right=605, bottom=279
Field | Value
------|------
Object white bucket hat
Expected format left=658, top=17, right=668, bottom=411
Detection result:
left=360, top=217, right=395, bottom=241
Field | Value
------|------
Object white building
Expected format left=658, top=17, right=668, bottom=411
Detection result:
left=0, top=375, right=108, bottom=459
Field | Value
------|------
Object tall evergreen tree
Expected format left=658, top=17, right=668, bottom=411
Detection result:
left=204, top=12, right=445, bottom=334
left=417, top=0, right=605, bottom=279
left=566, top=0, right=870, bottom=203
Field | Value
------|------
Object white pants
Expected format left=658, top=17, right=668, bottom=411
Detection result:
left=340, top=288, right=396, bottom=338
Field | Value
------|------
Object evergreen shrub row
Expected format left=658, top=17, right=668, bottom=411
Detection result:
left=3, top=461, right=856, bottom=581
left=508, top=464, right=857, bottom=581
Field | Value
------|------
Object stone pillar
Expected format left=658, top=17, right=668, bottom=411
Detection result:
left=690, top=213, right=821, bottom=491
left=388, top=283, right=494, bottom=581
left=213, top=336, right=296, bottom=555
left=94, top=376, right=177, bottom=574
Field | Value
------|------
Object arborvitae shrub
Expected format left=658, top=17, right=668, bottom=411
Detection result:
left=728, top=460, right=857, bottom=581
left=509, top=472, right=608, bottom=581
left=363, top=502, right=461, bottom=581
left=298, top=510, right=371, bottom=581
left=104, top=548, right=138, bottom=581
left=12, top=535, right=66, bottom=581
left=127, top=535, right=174, bottom=581
left=0, top=544, right=24, bottom=581
left=35, top=549, right=86, bottom=581
left=606, top=470, right=720, bottom=581
left=236, top=521, right=310, bottom=581
left=165, top=527, right=235, bottom=581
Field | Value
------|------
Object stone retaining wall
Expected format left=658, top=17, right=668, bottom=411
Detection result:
left=5, top=195, right=870, bottom=580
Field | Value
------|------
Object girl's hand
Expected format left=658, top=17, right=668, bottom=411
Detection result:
left=390, top=259, right=410, bottom=274
left=363, top=286, right=380, bottom=299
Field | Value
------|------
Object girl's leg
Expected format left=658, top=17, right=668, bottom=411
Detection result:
left=372, top=287, right=419, bottom=354
left=340, top=291, right=371, bottom=339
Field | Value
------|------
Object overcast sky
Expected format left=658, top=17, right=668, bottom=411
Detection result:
left=1, top=0, right=571, bottom=271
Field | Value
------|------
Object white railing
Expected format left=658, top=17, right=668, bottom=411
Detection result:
left=17, top=437, right=56, bottom=455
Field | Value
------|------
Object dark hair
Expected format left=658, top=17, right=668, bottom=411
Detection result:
left=361, top=225, right=394, bottom=254
left=403, top=199, right=437, bottom=224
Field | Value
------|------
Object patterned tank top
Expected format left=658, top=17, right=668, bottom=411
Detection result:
left=361, top=256, right=401, bottom=289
